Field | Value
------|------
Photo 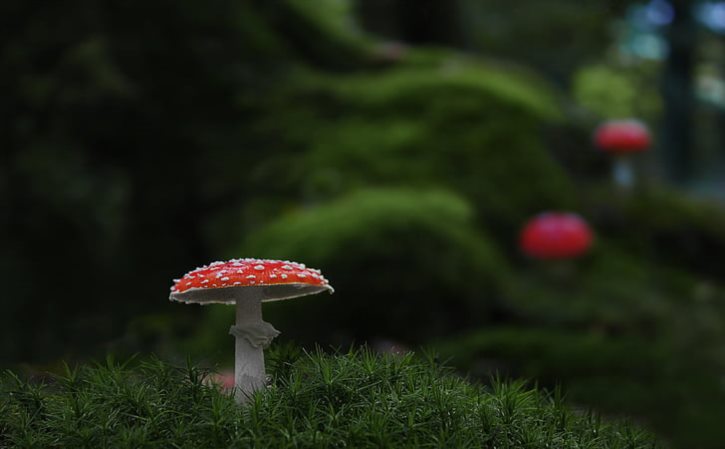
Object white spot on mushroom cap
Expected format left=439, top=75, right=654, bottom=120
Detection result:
left=246, top=275, right=256, bottom=280
left=254, top=265, right=265, bottom=271
left=221, top=276, right=230, bottom=281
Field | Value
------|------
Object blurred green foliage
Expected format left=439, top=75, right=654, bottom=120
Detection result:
left=573, top=64, right=662, bottom=120
left=457, top=0, right=632, bottom=81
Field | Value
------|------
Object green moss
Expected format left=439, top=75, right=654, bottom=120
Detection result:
left=256, top=0, right=374, bottom=69
left=431, top=231, right=725, bottom=449
left=583, top=187, right=725, bottom=278
left=228, top=188, right=509, bottom=344
left=285, top=0, right=367, bottom=48
left=270, top=63, right=574, bottom=222
left=572, top=63, right=662, bottom=120
left=222, top=52, right=573, bottom=227
left=292, top=118, right=432, bottom=198
left=434, top=325, right=725, bottom=449
left=324, top=64, right=562, bottom=120
left=434, top=327, right=665, bottom=379
left=504, top=245, right=680, bottom=332
left=0, top=350, right=659, bottom=449
left=233, top=3, right=290, bottom=59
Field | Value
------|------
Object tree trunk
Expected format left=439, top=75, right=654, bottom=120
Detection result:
left=661, top=0, right=696, bottom=184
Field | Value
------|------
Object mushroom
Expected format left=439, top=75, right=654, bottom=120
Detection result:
left=206, top=369, right=235, bottom=391
left=169, top=258, right=333, bottom=403
left=519, top=212, right=593, bottom=260
left=594, top=119, right=651, bottom=190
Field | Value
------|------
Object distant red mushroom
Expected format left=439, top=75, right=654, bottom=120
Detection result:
left=207, top=369, right=235, bottom=391
left=594, top=119, right=651, bottom=190
left=519, top=213, right=593, bottom=260
left=371, top=41, right=408, bottom=64
left=170, top=258, right=333, bottom=403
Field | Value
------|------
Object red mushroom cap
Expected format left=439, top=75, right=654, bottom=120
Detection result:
left=169, top=258, right=333, bottom=304
left=594, top=119, right=651, bottom=153
left=519, top=213, right=593, bottom=260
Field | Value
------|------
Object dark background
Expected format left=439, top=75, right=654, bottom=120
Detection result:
left=2, top=1, right=725, bottom=447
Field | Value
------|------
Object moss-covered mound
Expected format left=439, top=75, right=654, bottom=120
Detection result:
left=233, top=188, right=508, bottom=343
left=582, top=187, right=725, bottom=279
left=266, top=59, right=574, bottom=224
left=435, top=238, right=725, bottom=449
left=0, top=349, right=658, bottom=449
left=435, top=323, right=725, bottom=449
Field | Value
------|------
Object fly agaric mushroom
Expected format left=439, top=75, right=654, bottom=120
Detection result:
left=594, top=119, right=651, bottom=190
left=169, top=258, right=333, bottom=403
left=519, top=212, right=593, bottom=260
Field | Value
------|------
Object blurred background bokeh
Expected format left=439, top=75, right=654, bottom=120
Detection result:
left=2, top=0, right=725, bottom=447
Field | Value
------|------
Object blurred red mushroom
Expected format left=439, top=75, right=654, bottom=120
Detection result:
left=594, top=119, right=651, bottom=190
left=371, top=41, right=409, bottom=64
left=170, top=258, right=333, bottom=403
left=207, top=369, right=235, bottom=391
left=519, top=212, right=593, bottom=260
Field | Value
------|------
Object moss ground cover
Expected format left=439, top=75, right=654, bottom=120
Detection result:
left=0, top=348, right=658, bottom=449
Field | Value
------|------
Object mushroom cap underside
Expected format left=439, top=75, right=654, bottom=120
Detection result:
left=169, top=283, right=333, bottom=304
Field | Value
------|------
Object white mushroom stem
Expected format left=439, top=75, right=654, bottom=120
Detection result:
left=228, top=289, right=280, bottom=403
left=612, top=155, right=635, bottom=190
